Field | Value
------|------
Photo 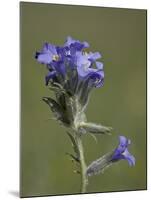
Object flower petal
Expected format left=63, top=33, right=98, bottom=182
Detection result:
left=85, top=70, right=104, bottom=88
left=88, top=52, right=101, bottom=60
left=36, top=52, right=52, bottom=64
left=64, top=36, right=89, bottom=50
left=111, top=136, right=135, bottom=167
left=123, top=148, right=135, bottom=166
left=35, top=43, right=58, bottom=64
left=96, top=61, right=103, bottom=70
left=95, top=71, right=104, bottom=88
left=64, top=36, right=74, bottom=46
left=52, top=61, right=66, bottom=76
left=47, top=44, right=57, bottom=55
left=119, top=136, right=128, bottom=147
left=45, top=71, right=56, bottom=85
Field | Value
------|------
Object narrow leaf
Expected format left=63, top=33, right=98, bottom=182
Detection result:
left=42, top=97, right=70, bottom=125
left=66, top=131, right=80, bottom=160
left=79, top=122, right=112, bottom=135
left=66, top=152, right=80, bottom=162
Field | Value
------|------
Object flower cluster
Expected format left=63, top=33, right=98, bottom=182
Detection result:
left=35, top=36, right=104, bottom=89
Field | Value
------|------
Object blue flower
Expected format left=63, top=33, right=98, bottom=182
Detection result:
left=74, top=51, right=104, bottom=87
left=45, top=71, right=56, bottom=85
left=64, top=36, right=89, bottom=51
left=86, top=71, right=104, bottom=88
left=76, top=52, right=103, bottom=73
left=35, top=43, right=60, bottom=64
left=111, top=136, right=135, bottom=166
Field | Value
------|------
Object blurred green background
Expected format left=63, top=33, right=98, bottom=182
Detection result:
left=20, top=2, right=147, bottom=197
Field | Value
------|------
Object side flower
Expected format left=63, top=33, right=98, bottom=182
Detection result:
left=111, top=136, right=135, bottom=166
left=86, top=135, right=135, bottom=176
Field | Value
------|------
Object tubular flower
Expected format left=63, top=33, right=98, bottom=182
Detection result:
left=111, top=136, right=135, bottom=166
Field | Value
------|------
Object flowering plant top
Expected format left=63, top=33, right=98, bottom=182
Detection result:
left=35, top=36, right=104, bottom=88
left=35, top=36, right=135, bottom=193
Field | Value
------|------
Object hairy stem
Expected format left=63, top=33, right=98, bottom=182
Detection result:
left=76, top=134, right=88, bottom=193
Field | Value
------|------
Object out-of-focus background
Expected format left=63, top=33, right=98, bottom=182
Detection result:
left=20, top=2, right=147, bottom=197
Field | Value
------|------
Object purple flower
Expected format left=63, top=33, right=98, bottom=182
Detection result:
left=35, top=43, right=59, bottom=64
left=76, top=51, right=103, bottom=76
left=45, top=71, right=56, bottom=85
left=64, top=36, right=89, bottom=51
left=111, top=136, right=135, bottom=166
left=74, top=51, right=104, bottom=87
left=87, top=71, right=104, bottom=88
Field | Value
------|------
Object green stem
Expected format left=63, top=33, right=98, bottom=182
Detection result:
left=76, top=135, right=88, bottom=193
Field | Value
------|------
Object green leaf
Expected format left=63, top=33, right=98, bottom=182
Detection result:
left=79, top=122, right=112, bottom=135
left=66, top=131, right=80, bottom=161
left=66, top=152, right=80, bottom=163
left=42, top=97, right=70, bottom=126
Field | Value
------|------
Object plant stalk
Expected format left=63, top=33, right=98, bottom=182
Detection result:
left=76, top=135, right=88, bottom=193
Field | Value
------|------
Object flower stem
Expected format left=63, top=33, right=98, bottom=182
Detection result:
left=76, top=135, right=88, bottom=193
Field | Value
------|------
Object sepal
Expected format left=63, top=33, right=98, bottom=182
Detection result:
left=86, top=152, right=113, bottom=176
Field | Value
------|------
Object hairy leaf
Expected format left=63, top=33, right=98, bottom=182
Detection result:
left=42, top=97, right=70, bottom=126
left=66, top=131, right=80, bottom=161
left=79, top=122, right=112, bottom=135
